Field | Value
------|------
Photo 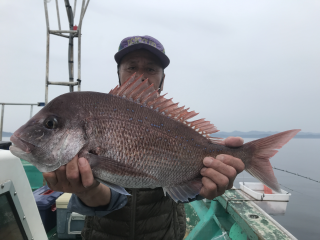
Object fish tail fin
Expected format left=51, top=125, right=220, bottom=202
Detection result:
left=243, top=129, right=300, bottom=193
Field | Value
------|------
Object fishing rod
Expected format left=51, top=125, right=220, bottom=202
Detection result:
left=272, top=167, right=320, bottom=183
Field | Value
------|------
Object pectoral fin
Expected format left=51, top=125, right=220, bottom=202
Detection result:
left=96, top=178, right=130, bottom=196
left=163, top=178, right=203, bottom=203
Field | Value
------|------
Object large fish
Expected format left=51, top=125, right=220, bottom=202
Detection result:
left=9, top=73, right=300, bottom=202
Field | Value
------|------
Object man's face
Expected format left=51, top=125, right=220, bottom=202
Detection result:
left=118, top=49, right=165, bottom=92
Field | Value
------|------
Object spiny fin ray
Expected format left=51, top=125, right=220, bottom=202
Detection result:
left=116, top=73, right=136, bottom=96
left=109, top=73, right=219, bottom=140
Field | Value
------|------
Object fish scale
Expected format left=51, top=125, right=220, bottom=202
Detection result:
left=9, top=73, right=300, bottom=202
left=81, top=94, right=208, bottom=188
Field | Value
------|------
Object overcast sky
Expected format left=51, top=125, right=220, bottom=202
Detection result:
left=1, top=0, right=319, bottom=134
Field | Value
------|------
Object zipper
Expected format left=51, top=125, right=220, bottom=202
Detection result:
left=130, top=189, right=137, bottom=240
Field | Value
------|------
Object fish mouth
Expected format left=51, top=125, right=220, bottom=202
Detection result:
left=10, top=134, right=35, bottom=153
left=9, top=134, right=63, bottom=172
left=9, top=145, right=62, bottom=172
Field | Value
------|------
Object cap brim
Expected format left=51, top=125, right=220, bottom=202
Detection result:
left=114, top=43, right=170, bottom=69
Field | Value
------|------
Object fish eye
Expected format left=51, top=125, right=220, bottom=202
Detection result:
left=44, top=117, right=58, bottom=129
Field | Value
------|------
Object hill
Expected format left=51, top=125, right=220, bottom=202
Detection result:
left=2, top=132, right=13, bottom=137
left=2, top=131, right=320, bottom=139
left=211, top=131, right=320, bottom=139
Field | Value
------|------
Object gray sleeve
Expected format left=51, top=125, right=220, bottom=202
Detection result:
left=67, top=189, right=128, bottom=217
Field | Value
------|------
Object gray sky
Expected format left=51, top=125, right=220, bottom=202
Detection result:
left=1, top=0, right=319, bottom=133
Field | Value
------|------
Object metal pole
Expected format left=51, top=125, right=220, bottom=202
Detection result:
left=77, top=0, right=85, bottom=92
left=49, top=30, right=77, bottom=33
left=44, top=0, right=50, bottom=104
left=73, top=0, right=77, bottom=20
left=48, top=81, right=79, bottom=86
left=55, top=0, right=61, bottom=31
left=78, top=0, right=85, bottom=28
left=84, top=0, right=90, bottom=16
left=0, top=103, right=39, bottom=106
left=30, top=105, right=33, bottom=119
left=65, top=0, right=74, bottom=92
left=0, top=104, right=4, bottom=141
left=50, top=32, right=70, bottom=38
left=77, top=0, right=90, bottom=92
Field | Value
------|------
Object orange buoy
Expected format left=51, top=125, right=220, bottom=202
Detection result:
left=264, top=185, right=273, bottom=194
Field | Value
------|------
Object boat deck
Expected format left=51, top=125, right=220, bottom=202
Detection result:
left=46, top=189, right=297, bottom=240
left=184, top=189, right=297, bottom=240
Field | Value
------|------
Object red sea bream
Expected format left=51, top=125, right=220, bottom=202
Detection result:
left=9, top=73, right=300, bottom=202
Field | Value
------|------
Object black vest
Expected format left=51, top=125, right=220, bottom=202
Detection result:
left=81, top=188, right=186, bottom=240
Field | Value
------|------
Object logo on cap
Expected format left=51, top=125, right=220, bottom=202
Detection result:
left=115, top=35, right=170, bottom=68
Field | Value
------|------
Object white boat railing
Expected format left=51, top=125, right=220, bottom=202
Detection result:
left=0, top=102, right=45, bottom=141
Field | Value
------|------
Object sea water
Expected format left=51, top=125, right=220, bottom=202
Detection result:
left=235, top=138, right=320, bottom=240
left=2, top=137, right=319, bottom=239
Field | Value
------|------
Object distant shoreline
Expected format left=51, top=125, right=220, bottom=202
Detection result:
left=2, top=132, right=13, bottom=138
left=210, top=131, right=320, bottom=139
left=2, top=131, right=320, bottom=139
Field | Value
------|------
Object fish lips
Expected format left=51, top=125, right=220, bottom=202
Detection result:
left=9, top=145, right=61, bottom=172
left=10, top=134, right=35, bottom=153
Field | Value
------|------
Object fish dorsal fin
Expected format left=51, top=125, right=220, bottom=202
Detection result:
left=208, top=137, right=224, bottom=144
left=109, top=73, right=219, bottom=138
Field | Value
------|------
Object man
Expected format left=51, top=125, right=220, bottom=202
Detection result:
left=43, top=35, right=245, bottom=240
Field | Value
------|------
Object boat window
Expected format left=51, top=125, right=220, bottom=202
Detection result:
left=0, top=192, right=27, bottom=240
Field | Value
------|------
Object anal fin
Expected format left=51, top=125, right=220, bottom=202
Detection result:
left=163, top=178, right=202, bottom=203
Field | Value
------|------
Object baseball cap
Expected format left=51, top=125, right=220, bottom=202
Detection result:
left=114, top=35, right=170, bottom=69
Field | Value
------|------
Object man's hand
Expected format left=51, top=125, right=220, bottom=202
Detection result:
left=199, top=136, right=245, bottom=200
left=43, top=155, right=111, bottom=207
